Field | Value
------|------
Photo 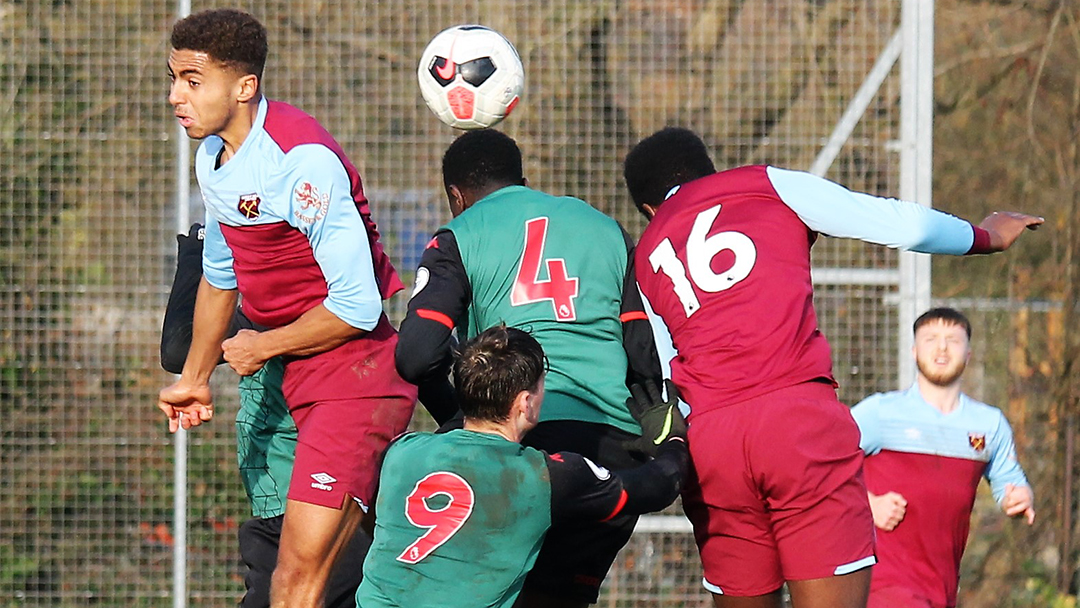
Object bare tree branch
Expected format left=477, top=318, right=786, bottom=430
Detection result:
left=1025, top=1, right=1063, bottom=162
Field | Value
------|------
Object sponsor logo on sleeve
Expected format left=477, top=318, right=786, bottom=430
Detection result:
left=238, top=193, right=262, bottom=220
left=293, top=182, right=330, bottom=224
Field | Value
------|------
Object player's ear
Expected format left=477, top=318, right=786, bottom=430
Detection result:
left=511, top=387, right=541, bottom=427
left=642, top=203, right=658, bottom=219
left=521, top=176, right=529, bottom=187
left=447, top=185, right=468, bottom=217
left=509, top=389, right=529, bottom=421
left=236, top=74, right=259, bottom=103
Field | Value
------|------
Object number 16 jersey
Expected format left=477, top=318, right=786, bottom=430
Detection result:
left=635, top=165, right=993, bottom=418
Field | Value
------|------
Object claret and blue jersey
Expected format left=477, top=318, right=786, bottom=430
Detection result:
left=852, top=385, right=1030, bottom=607
left=636, top=165, right=994, bottom=418
left=196, top=97, right=402, bottom=330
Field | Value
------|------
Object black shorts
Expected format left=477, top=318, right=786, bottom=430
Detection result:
left=520, top=420, right=646, bottom=604
left=237, top=515, right=371, bottom=608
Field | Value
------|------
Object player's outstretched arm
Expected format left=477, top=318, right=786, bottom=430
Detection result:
left=1002, top=483, right=1036, bottom=525
left=977, top=212, right=1044, bottom=252
left=766, top=167, right=1043, bottom=255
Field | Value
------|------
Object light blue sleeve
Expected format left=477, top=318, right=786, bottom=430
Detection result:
left=985, top=410, right=1030, bottom=505
left=283, top=144, right=381, bottom=331
left=850, top=395, right=883, bottom=455
left=765, top=166, right=976, bottom=254
left=201, top=215, right=237, bottom=290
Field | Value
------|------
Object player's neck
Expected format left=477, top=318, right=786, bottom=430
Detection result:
left=916, top=375, right=962, bottom=414
left=463, top=418, right=525, bottom=443
left=471, top=182, right=520, bottom=204
left=217, top=95, right=262, bottom=164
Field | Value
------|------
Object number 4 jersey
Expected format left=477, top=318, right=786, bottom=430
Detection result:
left=635, top=165, right=995, bottom=418
left=356, top=429, right=679, bottom=608
left=400, top=185, right=653, bottom=434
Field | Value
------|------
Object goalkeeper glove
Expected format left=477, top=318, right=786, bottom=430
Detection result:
left=625, top=379, right=687, bottom=457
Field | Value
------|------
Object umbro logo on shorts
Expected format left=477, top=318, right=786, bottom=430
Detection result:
left=310, top=472, right=337, bottom=491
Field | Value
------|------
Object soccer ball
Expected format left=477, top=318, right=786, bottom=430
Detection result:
left=417, top=25, right=524, bottom=130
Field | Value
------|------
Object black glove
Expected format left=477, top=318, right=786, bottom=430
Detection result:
left=625, top=379, right=687, bottom=457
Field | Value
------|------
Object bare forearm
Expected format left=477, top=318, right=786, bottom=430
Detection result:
left=181, top=278, right=237, bottom=384
left=253, top=303, right=366, bottom=359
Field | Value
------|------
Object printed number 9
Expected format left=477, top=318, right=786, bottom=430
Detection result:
left=648, top=204, right=757, bottom=318
left=396, top=472, right=475, bottom=564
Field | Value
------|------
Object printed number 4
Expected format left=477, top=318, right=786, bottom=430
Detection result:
left=396, top=472, right=475, bottom=564
left=512, top=217, right=580, bottom=321
left=648, top=204, right=757, bottom=318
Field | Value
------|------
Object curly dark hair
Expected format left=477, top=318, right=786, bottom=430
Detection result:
left=170, top=8, right=268, bottom=79
left=623, top=127, right=716, bottom=216
left=442, top=129, right=524, bottom=194
left=453, top=325, right=545, bottom=423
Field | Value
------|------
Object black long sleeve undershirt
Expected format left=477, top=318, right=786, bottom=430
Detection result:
left=546, top=438, right=688, bottom=522
left=394, top=230, right=470, bottom=419
left=618, top=228, right=663, bottom=389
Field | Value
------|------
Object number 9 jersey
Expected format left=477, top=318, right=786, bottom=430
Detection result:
left=635, top=165, right=991, bottom=418
left=356, top=429, right=655, bottom=608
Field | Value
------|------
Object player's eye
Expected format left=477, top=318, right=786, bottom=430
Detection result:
left=458, top=57, right=496, bottom=87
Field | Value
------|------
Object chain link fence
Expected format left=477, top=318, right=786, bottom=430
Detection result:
left=2, top=1, right=914, bottom=605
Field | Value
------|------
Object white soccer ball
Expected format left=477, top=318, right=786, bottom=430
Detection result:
left=417, top=25, right=524, bottom=130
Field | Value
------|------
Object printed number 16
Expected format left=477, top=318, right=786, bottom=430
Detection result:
left=648, top=204, right=757, bottom=318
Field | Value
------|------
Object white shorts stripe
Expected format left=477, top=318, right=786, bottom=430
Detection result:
left=702, top=577, right=724, bottom=595
left=833, top=555, right=876, bottom=576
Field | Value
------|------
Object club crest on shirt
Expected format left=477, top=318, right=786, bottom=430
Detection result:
left=237, top=193, right=262, bottom=220
left=969, top=433, right=987, bottom=453
left=293, top=182, right=330, bottom=224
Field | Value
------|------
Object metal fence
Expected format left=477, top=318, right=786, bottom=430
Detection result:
left=2, top=0, right=919, bottom=605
